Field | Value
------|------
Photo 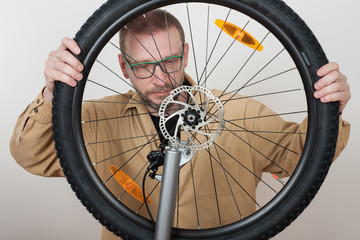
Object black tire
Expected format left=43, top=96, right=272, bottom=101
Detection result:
left=52, top=0, right=339, bottom=239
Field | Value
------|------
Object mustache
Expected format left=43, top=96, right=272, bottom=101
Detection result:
left=145, top=85, right=173, bottom=94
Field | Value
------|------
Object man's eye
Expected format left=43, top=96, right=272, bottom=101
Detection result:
left=164, top=59, right=177, bottom=66
left=135, top=64, right=151, bottom=69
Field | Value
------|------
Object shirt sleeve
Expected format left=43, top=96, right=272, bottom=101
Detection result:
left=10, top=89, right=64, bottom=177
left=249, top=100, right=350, bottom=178
left=333, top=114, right=350, bottom=160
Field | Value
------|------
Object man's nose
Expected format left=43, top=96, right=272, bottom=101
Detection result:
left=152, top=64, right=170, bottom=86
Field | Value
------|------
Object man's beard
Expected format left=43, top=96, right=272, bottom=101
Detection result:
left=140, top=73, right=185, bottom=112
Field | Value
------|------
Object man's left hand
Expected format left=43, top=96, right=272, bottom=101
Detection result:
left=314, top=62, right=351, bottom=113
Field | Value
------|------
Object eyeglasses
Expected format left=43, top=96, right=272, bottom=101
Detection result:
left=124, top=47, right=184, bottom=79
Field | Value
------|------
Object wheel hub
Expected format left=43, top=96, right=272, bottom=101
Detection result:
left=182, top=108, right=202, bottom=127
left=159, top=85, right=225, bottom=151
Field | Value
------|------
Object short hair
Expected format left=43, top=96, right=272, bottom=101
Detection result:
left=119, top=9, right=185, bottom=53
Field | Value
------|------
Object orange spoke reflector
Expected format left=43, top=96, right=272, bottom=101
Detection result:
left=215, top=19, right=264, bottom=51
left=110, top=165, right=150, bottom=204
left=272, top=174, right=286, bottom=185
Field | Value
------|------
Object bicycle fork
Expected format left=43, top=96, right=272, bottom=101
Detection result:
left=154, top=143, right=193, bottom=240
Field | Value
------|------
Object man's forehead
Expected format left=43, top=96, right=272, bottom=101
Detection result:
left=124, top=27, right=183, bottom=59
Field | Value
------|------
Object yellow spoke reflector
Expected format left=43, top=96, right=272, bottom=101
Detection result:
left=110, top=165, right=150, bottom=204
left=215, top=19, right=263, bottom=51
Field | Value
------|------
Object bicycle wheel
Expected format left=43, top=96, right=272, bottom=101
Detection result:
left=52, top=0, right=339, bottom=239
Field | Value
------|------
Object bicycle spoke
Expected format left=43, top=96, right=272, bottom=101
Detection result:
left=218, top=32, right=270, bottom=97
left=190, top=131, right=261, bottom=213
left=203, top=32, right=271, bottom=116
left=199, top=21, right=250, bottom=87
left=203, top=126, right=228, bottom=225
left=200, top=125, right=223, bottom=226
left=220, top=88, right=302, bottom=100
left=87, top=79, right=149, bottom=107
left=210, top=128, right=306, bottom=135
left=204, top=141, right=262, bottom=208
left=109, top=41, right=186, bottom=99
left=242, top=49, right=286, bottom=88
left=227, top=120, right=301, bottom=156
left=103, top=140, right=157, bottom=185
left=95, top=137, right=159, bottom=168
left=117, top=161, right=149, bottom=201
left=222, top=124, right=293, bottom=176
left=82, top=112, right=152, bottom=124
left=186, top=3, right=200, bottom=85
left=189, top=159, right=200, bottom=228
left=95, top=60, right=162, bottom=111
left=137, top=181, right=160, bottom=213
left=204, top=109, right=305, bottom=158
left=204, top=4, right=210, bottom=87
left=164, top=8, right=179, bottom=88
left=198, top=8, right=232, bottom=85
left=242, top=67, right=297, bottom=89
left=211, top=143, right=242, bottom=219
left=219, top=41, right=281, bottom=105
left=176, top=172, right=180, bottom=228
left=84, top=133, right=158, bottom=146
left=143, top=12, right=178, bottom=89
left=226, top=110, right=307, bottom=122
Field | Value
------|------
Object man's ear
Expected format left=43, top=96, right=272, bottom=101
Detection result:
left=118, top=54, right=130, bottom=79
left=183, top=43, right=189, bottom=68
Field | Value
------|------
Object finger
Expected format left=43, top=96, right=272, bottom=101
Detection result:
left=46, top=58, right=83, bottom=81
left=314, top=81, right=342, bottom=100
left=317, top=90, right=349, bottom=113
left=314, top=70, right=343, bottom=91
left=314, top=74, right=350, bottom=99
left=54, top=38, right=83, bottom=71
left=324, top=90, right=351, bottom=113
left=49, top=49, right=83, bottom=72
left=317, top=62, right=339, bottom=77
left=314, top=78, right=350, bottom=112
left=46, top=69, right=78, bottom=87
left=58, top=37, right=81, bottom=55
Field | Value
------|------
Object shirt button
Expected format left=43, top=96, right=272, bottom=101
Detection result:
left=37, top=99, right=40, bottom=104
left=34, top=107, right=39, bottom=113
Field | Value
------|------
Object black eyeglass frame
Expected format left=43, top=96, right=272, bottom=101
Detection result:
left=123, top=46, right=185, bottom=79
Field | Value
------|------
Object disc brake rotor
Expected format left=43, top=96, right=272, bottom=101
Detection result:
left=159, top=85, right=225, bottom=151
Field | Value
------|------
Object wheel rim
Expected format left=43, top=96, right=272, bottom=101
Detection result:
left=71, top=1, right=317, bottom=238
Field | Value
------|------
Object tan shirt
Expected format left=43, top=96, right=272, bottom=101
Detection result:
left=10, top=81, right=350, bottom=239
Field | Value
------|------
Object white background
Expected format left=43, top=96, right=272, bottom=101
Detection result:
left=1, top=0, right=359, bottom=239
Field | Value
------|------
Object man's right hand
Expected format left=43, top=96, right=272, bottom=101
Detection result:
left=43, top=37, right=84, bottom=101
